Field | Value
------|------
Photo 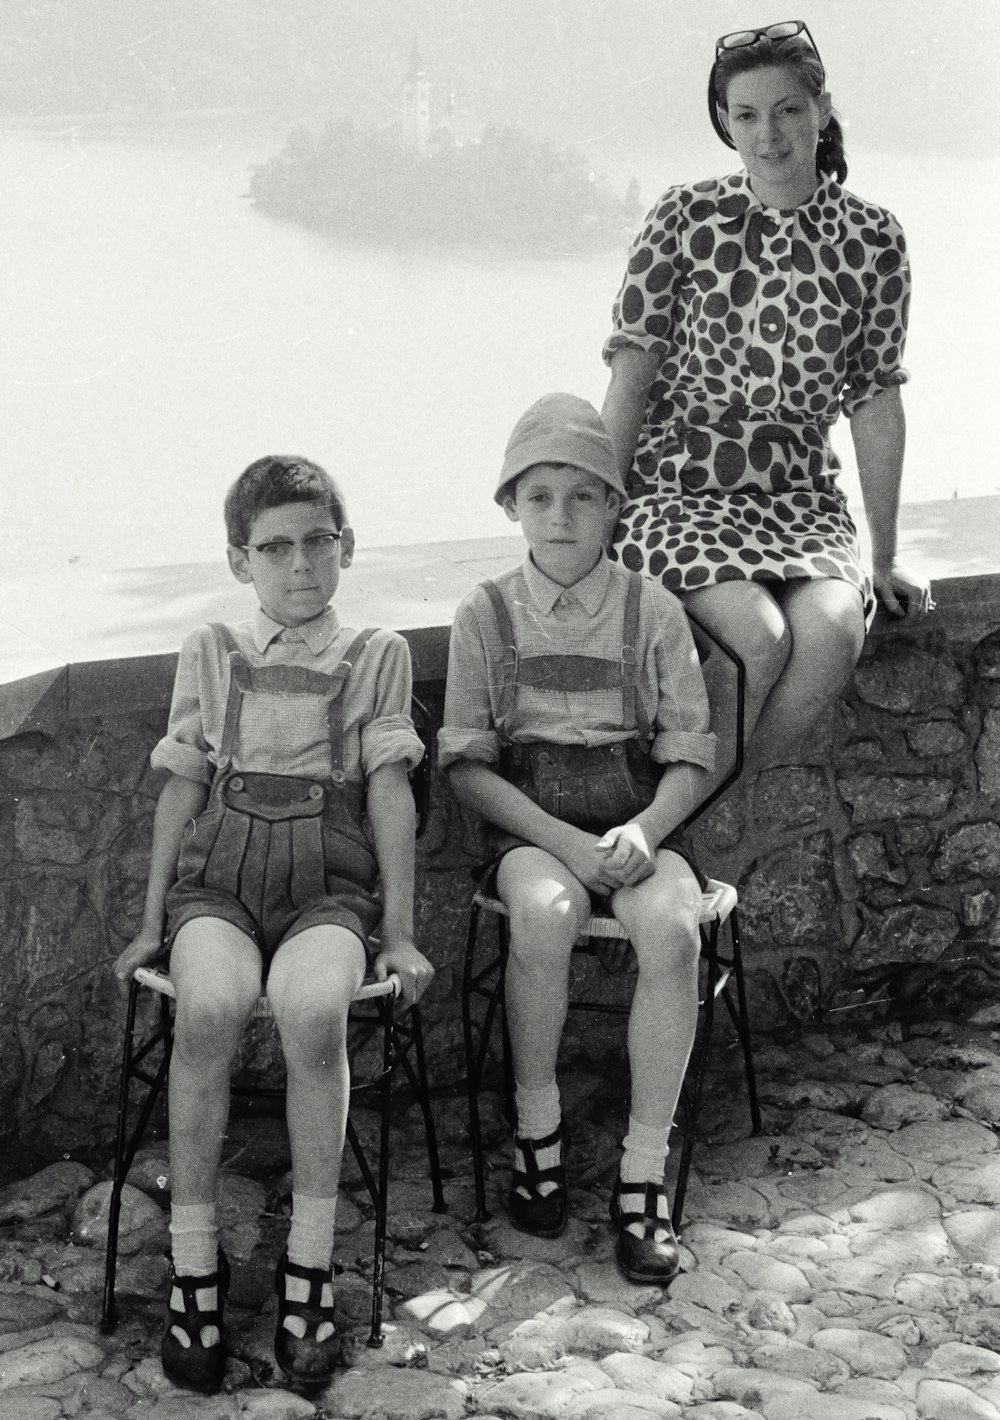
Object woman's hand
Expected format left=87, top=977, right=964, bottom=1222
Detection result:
left=374, top=937, right=435, bottom=1008
left=114, top=926, right=166, bottom=985
left=873, top=558, right=934, bottom=618
left=594, top=822, right=657, bottom=887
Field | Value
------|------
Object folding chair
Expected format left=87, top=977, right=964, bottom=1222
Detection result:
left=101, top=696, right=444, bottom=1348
left=460, top=616, right=762, bottom=1232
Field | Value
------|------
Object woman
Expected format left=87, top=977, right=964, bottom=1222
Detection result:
left=601, top=20, right=932, bottom=777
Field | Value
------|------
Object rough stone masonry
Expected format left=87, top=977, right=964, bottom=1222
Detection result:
left=0, top=588, right=998, bottom=1159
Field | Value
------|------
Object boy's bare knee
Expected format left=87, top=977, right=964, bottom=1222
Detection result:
left=618, top=861, right=702, bottom=976
left=632, top=915, right=700, bottom=983
left=279, top=998, right=350, bottom=1071
left=174, top=995, right=250, bottom=1062
left=506, top=894, right=585, bottom=960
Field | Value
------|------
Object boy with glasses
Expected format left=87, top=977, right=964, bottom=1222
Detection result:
left=115, top=454, right=433, bottom=1391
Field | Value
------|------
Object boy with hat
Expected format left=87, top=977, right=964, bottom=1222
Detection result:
left=439, top=393, right=717, bottom=1283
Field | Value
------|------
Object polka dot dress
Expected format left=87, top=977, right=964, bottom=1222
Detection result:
left=603, top=171, right=911, bottom=625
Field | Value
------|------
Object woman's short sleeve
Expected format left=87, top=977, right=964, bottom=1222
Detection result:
left=603, top=187, right=687, bottom=364
left=841, top=206, right=912, bottom=417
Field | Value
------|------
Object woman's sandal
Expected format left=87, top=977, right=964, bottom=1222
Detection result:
left=609, top=1177, right=681, bottom=1284
left=274, top=1251, right=340, bottom=1387
left=508, top=1124, right=568, bottom=1238
left=160, top=1250, right=230, bottom=1392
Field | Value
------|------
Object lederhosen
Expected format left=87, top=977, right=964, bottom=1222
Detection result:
left=478, top=572, right=703, bottom=891
left=165, top=624, right=383, bottom=964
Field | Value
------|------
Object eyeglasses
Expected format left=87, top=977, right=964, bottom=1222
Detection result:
left=708, top=19, right=825, bottom=149
left=241, top=532, right=342, bottom=565
left=717, top=19, right=817, bottom=57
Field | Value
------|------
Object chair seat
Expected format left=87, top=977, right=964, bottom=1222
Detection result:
left=133, top=966, right=402, bottom=1020
left=472, top=877, right=738, bottom=944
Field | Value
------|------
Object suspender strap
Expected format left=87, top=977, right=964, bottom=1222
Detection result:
left=327, top=627, right=379, bottom=780
left=480, top=575, right=652, bottom=744
left=209, top=622, right=379, bottom=780
left=620, top=572, right=651, bottom=741
left=210, top=623, right=246, bottom=766
left=481, top=581, right=519, bottom=730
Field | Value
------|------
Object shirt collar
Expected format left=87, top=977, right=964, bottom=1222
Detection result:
left=523, top=550, right=612, bottom=616
left=253, top=605, right=341, bottom=653
left=724, top=168, right=842, bottom=222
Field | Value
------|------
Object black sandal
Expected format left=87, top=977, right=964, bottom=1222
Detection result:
left=160, top=1250, right=229, bottom=1392
left=274, top=1252, right=340, bottom=1386
left=610, top=1177, right=681, bottom=1284
left=508, top=1125, right=568, bottom=1238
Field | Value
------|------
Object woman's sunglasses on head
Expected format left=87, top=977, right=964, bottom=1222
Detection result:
left=716, top=19, right=824, bottom=77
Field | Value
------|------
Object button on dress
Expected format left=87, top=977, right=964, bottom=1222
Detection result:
left=604, top=171, right=911, bottom=625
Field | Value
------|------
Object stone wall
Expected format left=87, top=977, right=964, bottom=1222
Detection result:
left=2, top=575, right=998, bottom=1165
left=688, top=601, right=1000, bottom=1032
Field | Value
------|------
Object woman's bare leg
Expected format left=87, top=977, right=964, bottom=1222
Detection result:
left=750, top=577, right=865, bottom=769
left=684, top=580, right=791, bottom=788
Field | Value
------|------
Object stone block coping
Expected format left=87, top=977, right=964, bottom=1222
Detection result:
left=1, top=497, right=998, bottom=739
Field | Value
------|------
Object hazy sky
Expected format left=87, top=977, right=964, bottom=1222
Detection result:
left=4, top=0, right=995, bottom=160
left=297, top=0, right=1000, bottom=161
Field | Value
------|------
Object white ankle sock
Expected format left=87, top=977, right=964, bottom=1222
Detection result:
left=287, top=1192, right=337, bottom=1273
left=620, top=1116, right=670, bottom=1184
left=514, top=1079, right=561, bottom=1140
left=169, top=1202, right=218, bottom=1276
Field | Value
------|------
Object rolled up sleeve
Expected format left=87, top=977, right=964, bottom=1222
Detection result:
left=150, top=631, right=213, bottom=784
left=841, top=209, right=911, bottom=418
left=362, top=713, right=424, bottom=774
left=360, top=634, right=424, bottom=775
left=438, top=725, right=501, bottom=771
left=603, top=188, right=684, bottom=366
left=648, top=589, right=717, bottom=773
left=651, top=727, right=717, bottom=772
left=439, top=596, right=501, bottom=772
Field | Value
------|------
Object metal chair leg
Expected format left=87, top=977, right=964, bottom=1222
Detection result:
left=366, top=993, right=394, bottom=1348
left=101, top=984, right=172, bottom=1334
left=406, top=1006, right=446, bottom=1213
left=463, top=900, right=505, bottom=1223
left=728, top=909, right=761, bottom=1133
left=497, top=917, right=514, bottom=1122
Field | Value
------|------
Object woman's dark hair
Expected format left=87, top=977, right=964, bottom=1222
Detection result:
left=712, top=35, right=847, bottom=183
left=224, top=455, right=349, bottom=547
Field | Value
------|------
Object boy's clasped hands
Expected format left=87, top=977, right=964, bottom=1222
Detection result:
left=562, top=820, right=658, bottom=894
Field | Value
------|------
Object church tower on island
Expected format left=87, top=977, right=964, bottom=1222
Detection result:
left=402, top=43, right=431, bottom=155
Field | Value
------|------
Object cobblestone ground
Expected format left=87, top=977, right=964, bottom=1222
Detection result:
left=3, top=1005, right=1000, bottom=1420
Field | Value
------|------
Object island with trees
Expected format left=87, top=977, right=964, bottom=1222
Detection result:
left=248, top=116, right=643, bottom=255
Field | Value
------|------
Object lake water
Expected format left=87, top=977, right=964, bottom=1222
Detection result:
left=2, top=120, right=997, bottom=574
